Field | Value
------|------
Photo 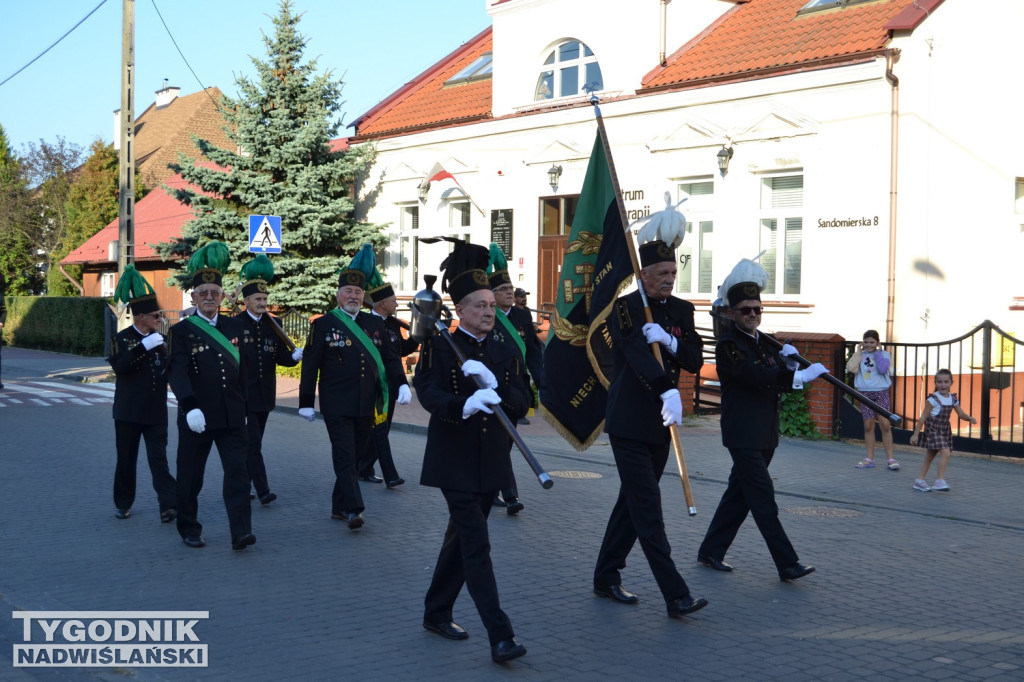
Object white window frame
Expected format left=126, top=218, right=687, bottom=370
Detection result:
left=394, top=203, right=420, bottom=292
left=674, top=180, right=715, bottom=296
left=758, top=174, right=804, bottom=297
left=100, top=271, right=117, bottom=297
left=535, top=40, right=603, bottom=101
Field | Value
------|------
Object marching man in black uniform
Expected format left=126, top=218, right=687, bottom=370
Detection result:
left=486, top=243, right=543, bottom=515
left=414, top=240, right=530, bottom=664
left=234, top=255, right=302, bottom=506
left=697, top=258, right=827, bottom=580
left=358, top=261, right=414, bottom=488
left=298, top=246, right=406, bottom=530
left=107, top=265, right=176, bottom=522
left=168, top=241, right=254, bottom=550
left=593, top=239, right=708, bottom=619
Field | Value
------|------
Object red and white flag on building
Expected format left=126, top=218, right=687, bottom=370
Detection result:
left=425, top=162, right=485, bottom=216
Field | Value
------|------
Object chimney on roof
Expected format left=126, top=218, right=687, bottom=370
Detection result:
left=155, top=82, right=180, bottom=108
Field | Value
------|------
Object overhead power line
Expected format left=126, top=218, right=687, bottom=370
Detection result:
left=0, top=0, right=110, bottom=89
left=150, top=0, right=224, bottom=112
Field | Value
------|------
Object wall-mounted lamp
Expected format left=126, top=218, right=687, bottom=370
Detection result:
left=547, top=164, right=563, bottom=192
left=717, top=145, right=734, bottom=177
left=417, top=179, right=430, bottom=203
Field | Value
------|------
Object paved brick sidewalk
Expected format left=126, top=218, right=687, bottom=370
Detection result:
left=2, top=348, right=1023, bottom=680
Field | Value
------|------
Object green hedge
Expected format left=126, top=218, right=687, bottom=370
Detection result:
left=3, top=296, right=109, bottom=356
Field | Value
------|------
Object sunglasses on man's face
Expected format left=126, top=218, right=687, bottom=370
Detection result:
left=733, top=306, right=763, bottom=316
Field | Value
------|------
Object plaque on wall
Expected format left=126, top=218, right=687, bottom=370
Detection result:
left=490, top=209, right=513, bottom=259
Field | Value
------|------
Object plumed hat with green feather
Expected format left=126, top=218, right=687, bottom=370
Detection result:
left=113, top=264, right=159, bottom=315
left=186, top=240, right=231, bottom=289
left=239, top=254, right=274, bottom=298
left=364, top=258, right=395, bottom=305
left=336, top=243, right=372, bottom=290
left=486, top=242, right=512, bottom=289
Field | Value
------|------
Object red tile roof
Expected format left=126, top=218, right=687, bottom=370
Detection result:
left=641, top=0, right=912, bottom=91
left=351, top=28, right=493, bottom=140
left=61, top=173, right=202, bottom=265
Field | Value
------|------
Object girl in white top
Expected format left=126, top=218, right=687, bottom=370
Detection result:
left=846, top=330, right=898, bottom=470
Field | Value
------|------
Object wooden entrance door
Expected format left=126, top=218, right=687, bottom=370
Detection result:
left=538, top=235, right=569, bottom=310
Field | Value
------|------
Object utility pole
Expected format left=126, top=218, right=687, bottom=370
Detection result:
left=117, top=0, right=136, bottom=276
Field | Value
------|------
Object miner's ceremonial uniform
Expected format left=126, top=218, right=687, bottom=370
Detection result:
left=299, top=308, right=399, bottom=518
left=168, top=312, right=252, bottom=544
left=235, top=310, right=298, bottom=500
left=108, top=324, right=176, bottom=517
left=594, top=287, right=704, bottom=601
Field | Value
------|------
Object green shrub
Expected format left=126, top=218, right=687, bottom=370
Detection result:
left=276, top=333, right=305, bottom=379
left=779, top=390, right=821, bottom=439
left=3, top=296, right=109, bottom=356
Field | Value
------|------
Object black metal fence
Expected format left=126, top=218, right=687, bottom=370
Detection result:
left=154, top=307, right=311, bottom=341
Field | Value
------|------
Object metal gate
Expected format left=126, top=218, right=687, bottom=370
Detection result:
left=838, top=321, right=1024, bottom=458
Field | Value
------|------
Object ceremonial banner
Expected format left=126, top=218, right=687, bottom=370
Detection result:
left=539, top=131, right=633, bottom=450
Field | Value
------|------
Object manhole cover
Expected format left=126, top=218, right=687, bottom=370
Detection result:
left=547, top=470, right=603, bottom=479
left=784, top=506, right=862, bottom=518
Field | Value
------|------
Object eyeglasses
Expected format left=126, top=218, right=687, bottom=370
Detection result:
left=733, top=306, right=763, bottom=316
left=195, top=290, right=221, bottom=299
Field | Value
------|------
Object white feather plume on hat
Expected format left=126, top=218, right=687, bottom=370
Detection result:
left=636, top=191, right=687, bottom=248
left=714, top=252, right=768, bottom=307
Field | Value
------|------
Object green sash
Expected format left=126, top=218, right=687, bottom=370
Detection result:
left=185, top=315, right=239, bottom=367
left=496, top=309, right=526, bottom=362
left=329, top=309, right=389, bottom=422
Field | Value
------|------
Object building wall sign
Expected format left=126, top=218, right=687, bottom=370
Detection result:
left=491, top=209, right=513, bottom=258
left=817, top=215, right=880, bottom=228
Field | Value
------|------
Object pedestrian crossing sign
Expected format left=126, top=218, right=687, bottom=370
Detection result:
left=249, top=215, right=283, bottom=253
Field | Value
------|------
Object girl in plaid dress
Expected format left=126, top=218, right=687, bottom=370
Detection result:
left=908, top=369, right=977, bottom=492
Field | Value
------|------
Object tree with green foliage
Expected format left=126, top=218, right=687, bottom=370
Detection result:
left=0, top=124, right=41, bottom=294
left=50, top=140, right=145, bottom=296
left=155, top=0, right=385, bottom=312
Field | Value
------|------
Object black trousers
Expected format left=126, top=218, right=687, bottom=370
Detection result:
left=245, top=411, right=271, bottom=497
left=323, top=414, right=370, bottom=515
left=698, top=447, right=798, bottom=571
left=593, top=435, right=690, bottom=601
left=174, top=419, right=252, bottom=541
left=358, top=399, right=400, bottom=482
left=424, top=489, right=514, bottom=646
left=113, top=420, right=176, bottom=512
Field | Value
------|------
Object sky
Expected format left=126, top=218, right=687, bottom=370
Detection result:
left=0, top=0, right=493, bottom=155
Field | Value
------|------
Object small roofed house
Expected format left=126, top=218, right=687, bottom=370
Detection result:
left=61, top=85, right=235, bottom=310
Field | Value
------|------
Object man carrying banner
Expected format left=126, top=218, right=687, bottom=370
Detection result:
left=298, top=246, right=401, bottom=530
left=168, top=242, right=254, bottom=550
left=592, top=238, right=708, bottom=618
left=414, top=239, right=530, bottom=664
left=486, top=243, right=543, bottom=514
left=697, top=259, right=827, bottom=581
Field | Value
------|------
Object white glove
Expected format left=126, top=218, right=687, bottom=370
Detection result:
left=659, top=389, right=683, bottom=427
left=298, top=407, right=316, bottom=422
left=779, top=343, right=800, bottom=370
left=291, top=347, right=304, bottom=362
left=642, top=323, right=677, bottom=354
left=185, top=408, right=206, bottom=433
left=462, top=388, right=501, bottom=419
left=396, top=384, right=412, bottom=405
left=141, top=333, right=165, bottom=351
left=461, top=359, right=498, bottom=389
left=794, top=363, right=829, bottom=386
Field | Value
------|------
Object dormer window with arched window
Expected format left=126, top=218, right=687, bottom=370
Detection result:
left=534, top=40, right=603, bottom=101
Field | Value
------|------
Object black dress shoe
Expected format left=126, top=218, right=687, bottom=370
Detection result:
left=160, top=509, right=177, bottom=523
left=778, top=562, right=815, bottom=582
left=183, top=535, right=205, bottom=548
left=491, top=638, right=526, bottom=663
left=346, top=513, right=364, bottom=529
left=593, top=584, right=639, bottom=604
left=423, top=621, right=469, bottom=640
left=231, top=533, right=256, bottom=550
left=114, top=508, right=131, bottom=520
left=385, top=477, right=405, bottom=488
left=359, top=474, right=383, bottom=483
left=492, top=497, right=508, bottom=508
left=697, top=555, right=733, bottom=572
left=259, top=492, right=277, bottom=505
left=666, top=595, right=708, bottom=618
left=250, top=493, right=256, bottom=500
left=506, top=498, right=524, bottom=515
